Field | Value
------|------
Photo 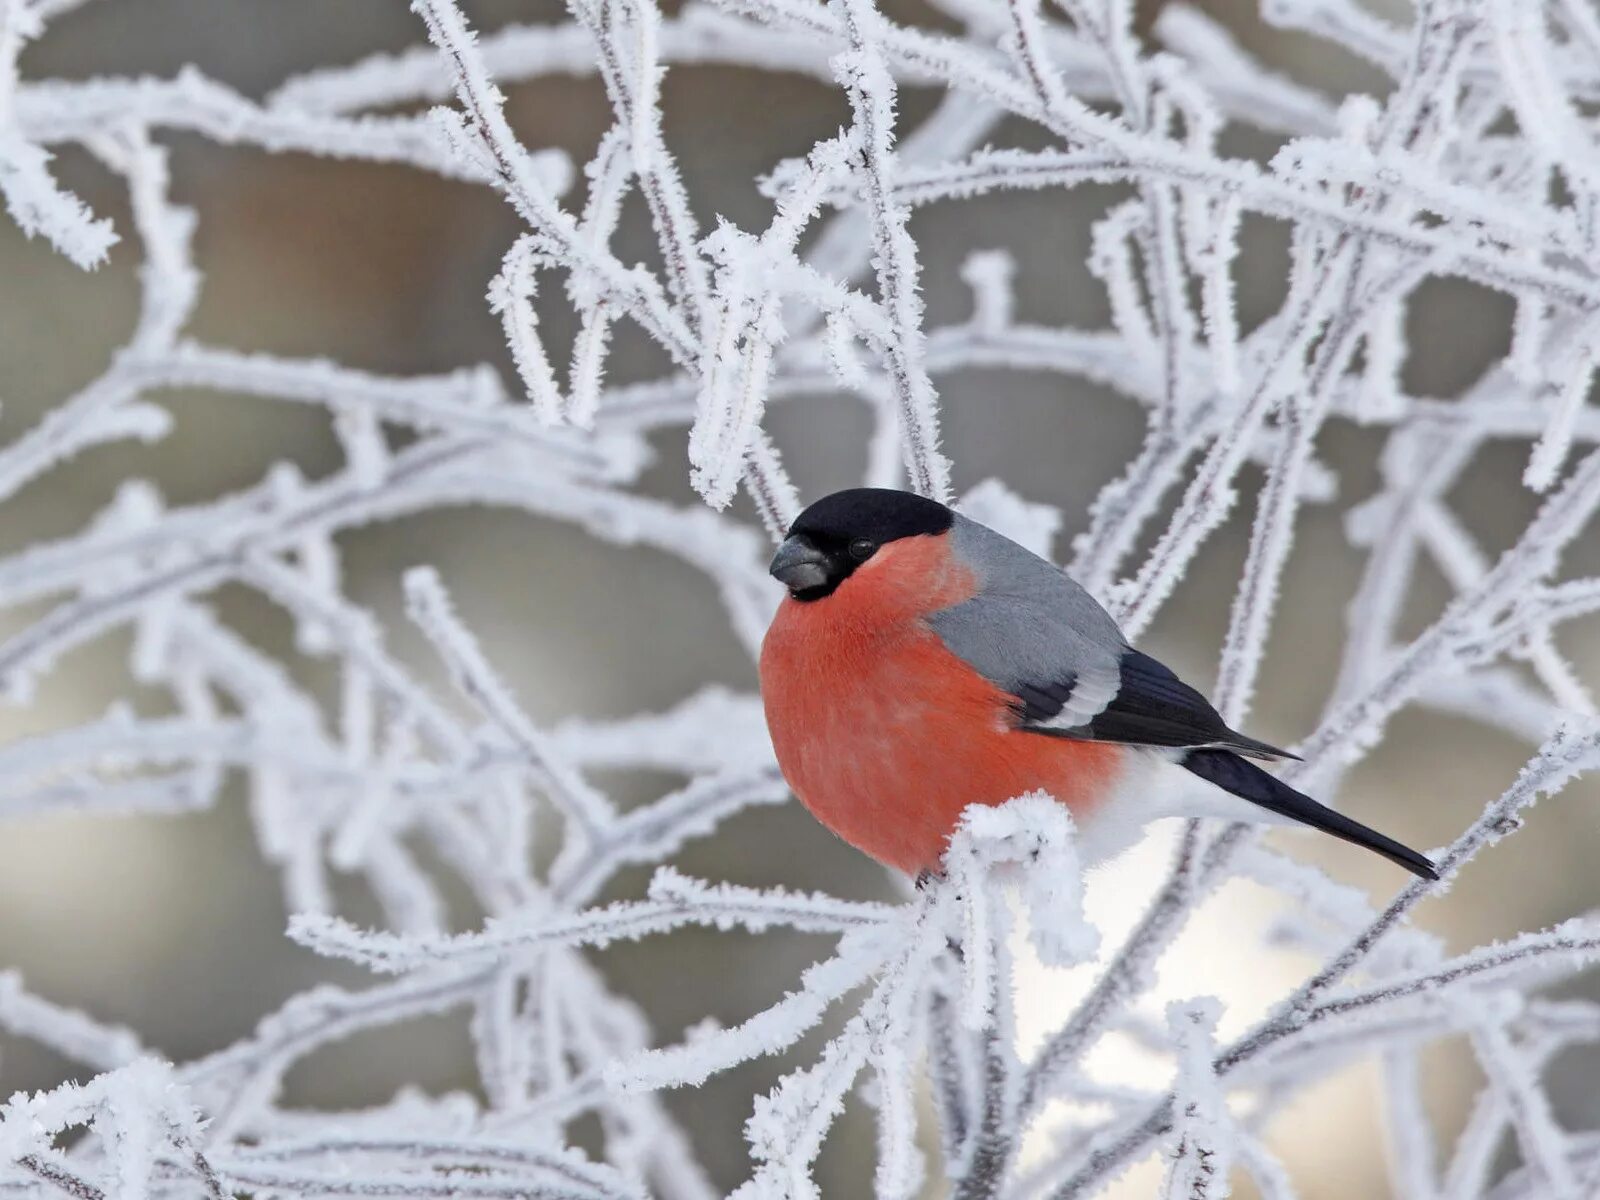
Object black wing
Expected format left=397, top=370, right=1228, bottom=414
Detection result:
left=1021, top=649, right=1298, bottom=762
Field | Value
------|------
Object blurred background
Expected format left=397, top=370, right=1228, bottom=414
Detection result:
left=2, top=0, right=1597, bottom=1195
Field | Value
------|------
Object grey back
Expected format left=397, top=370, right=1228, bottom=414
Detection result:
left=926, top=515, right=1128, bottom=728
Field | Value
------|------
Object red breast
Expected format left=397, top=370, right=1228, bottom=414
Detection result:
left=759, top=532, right=1127, bottom=874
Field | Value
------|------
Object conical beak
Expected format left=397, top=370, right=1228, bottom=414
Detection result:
left=769, top=536, right=830, bottom=591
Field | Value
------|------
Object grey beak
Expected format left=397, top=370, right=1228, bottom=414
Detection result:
left=769, top=536, right=830, bottom=591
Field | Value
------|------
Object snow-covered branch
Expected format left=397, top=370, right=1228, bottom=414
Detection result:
left=0, top=0, right=1598, bottom=1195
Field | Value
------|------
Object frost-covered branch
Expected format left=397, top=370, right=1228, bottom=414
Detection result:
left=1, top=0, right=1599, bottom=1196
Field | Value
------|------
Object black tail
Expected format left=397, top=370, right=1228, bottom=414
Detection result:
left=1182, top=749, right=1438, bottom=880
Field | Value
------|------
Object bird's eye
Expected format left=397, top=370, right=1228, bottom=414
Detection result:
left=848, top=538, right=877, bottom=562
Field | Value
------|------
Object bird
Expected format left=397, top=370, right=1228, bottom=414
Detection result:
left=758, top=487, right=1437, bottom=881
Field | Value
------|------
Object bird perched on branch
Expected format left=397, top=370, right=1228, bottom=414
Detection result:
left=759, top=488, right=1437, bottom=880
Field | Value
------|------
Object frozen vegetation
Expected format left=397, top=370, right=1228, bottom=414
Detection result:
left=1, top=0, right=1600, bottom=1195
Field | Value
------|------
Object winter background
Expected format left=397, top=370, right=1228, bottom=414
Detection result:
left=2, top=0, right=1599, bottom=1196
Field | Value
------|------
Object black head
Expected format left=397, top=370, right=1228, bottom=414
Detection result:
left=769, top=488, right=954, bottom=600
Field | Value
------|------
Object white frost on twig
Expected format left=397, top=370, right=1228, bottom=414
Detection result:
left=0, top=0, right=1599, bottom=1195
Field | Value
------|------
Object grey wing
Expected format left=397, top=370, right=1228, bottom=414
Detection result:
left=929, top=515, right=1294, bottom=760
left=928, top=515, right=1126, bottom=730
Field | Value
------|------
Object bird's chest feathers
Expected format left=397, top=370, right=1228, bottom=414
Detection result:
left=759, top=539, right=1010, bottom=800
left=769, top=619, right=984, bottom=751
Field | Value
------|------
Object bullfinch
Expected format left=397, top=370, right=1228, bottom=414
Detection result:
left=759, top=488, right=1437, bottom=880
